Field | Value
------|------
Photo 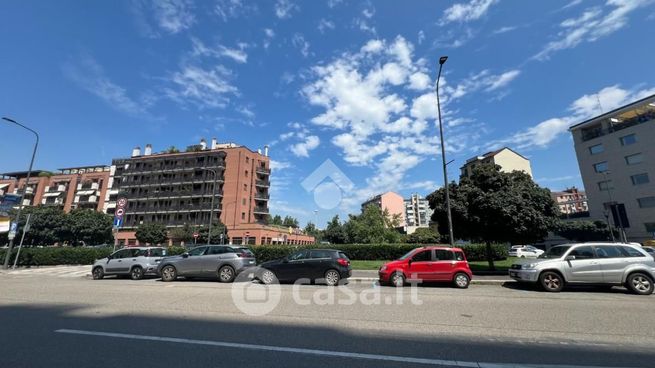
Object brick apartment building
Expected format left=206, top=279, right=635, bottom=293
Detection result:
left=550, top=187, right=589, bottom=215
left=0, top=165, right=111, bottom=212
left=108, top=139, right=314, bottom=246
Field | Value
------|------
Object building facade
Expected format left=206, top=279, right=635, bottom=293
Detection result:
left=460, top=147, right=533, bottom=179
left=404, top=193, right=434, bottom=234
left=0, top=165, right=111, bottom=212
left=551, top=187, right=589, bottom=215
left=569, top=94, right=655, bottom=242
left=361, top=191, right=406, bottom=226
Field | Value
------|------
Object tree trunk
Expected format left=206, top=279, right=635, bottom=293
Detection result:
left=486, top=241, right=496, bottom=271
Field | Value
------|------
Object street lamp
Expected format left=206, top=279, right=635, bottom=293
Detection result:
left=2, top=117, right=39, bottom=269
left=435, top=56, right=454, bottom=246
left=602, top=171, right=626, bottom=243
left=199, top=168, right=219, bottom=245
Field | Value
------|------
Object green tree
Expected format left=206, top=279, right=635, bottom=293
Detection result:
left=169, top=223, right=194, bottom=244
left=303, top=222, right=321, bottom=242
left=555, top=220, right=614, bottom=242
left=5, top=207, right=71, bottom=246
left=270, top=214, right=283, bottom=226
left=323, top=215, right=347, bottom=244
left=282, top=215, right=299, bottom=228
left=67, top=209, right=113, bottom=245
left=344, top=205, right=403, bottom=244
left=406, top=227, right=440, bottom=244
left=165, top=146, right=180, bottom=154
left=135, top=223, right=167, bottom=245
left=427, top=164, right=559, bottom=270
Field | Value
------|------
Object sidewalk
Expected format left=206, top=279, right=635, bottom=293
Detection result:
left=350, top=270, right=511, bottom=285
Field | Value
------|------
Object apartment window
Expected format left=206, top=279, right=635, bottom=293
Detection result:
left=598, top=180, right=613, bottom=191
left=588, top=144, right=604, bottom=155
left=245, top=170, right=248, bottom=177
left=637, top=197, right=655, bottom=208
left=620, top=134, right=637, bottom=146
left=625, top=153, right=644, bottom=165
left=241, top=212, right=246, bottom=220
left=631, top=173, right=650, bottom=185
left=645, top=223, right=655, bottom=233
left=246, top=157, right=250, bottom=163
left=242, top=198, right=246, bottom=205
left=243, top=184, right=247, bottom=191
left=593, top=161, right=609, bottom=173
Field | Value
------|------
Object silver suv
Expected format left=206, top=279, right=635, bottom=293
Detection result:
left=92, top=247, right=167, bottom=280
left=509, top=242, right=655, bottom=295
left=157, top=245, right=256, bottom=283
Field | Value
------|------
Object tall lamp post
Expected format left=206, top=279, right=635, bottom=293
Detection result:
left=435, top=57, right=454, bottom=246
left=602, top=171, right=625, bottom=243
left=2, top=117, right=39, bottom=269
left=199, top=168, right=219, bottom=245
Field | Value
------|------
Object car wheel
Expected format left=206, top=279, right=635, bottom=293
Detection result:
left=391, top=272, right=405, bottom=287
left=626, top=273, right=654, bottom=295
left=218, top=265, right=236, bottom=283
left=130, top=266, right=144, bottom=280
left=539, top=271, right=564, bottom=292
left=260, top=270, right=277, bottom=285
left=453, top=272, right=470, bottom=289
left=92, top=267, right=104, bottom=280
left=324, top=269, right=340, bottom=286
left=161, top=265, right=177, bottom=282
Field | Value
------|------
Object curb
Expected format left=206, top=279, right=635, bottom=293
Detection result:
left=348, top=277, right=510, bottom=285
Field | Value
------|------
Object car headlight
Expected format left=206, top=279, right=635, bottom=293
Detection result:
left=523, top=263, right=538, bottom=269
left=379, top=265, right=387, bottom=272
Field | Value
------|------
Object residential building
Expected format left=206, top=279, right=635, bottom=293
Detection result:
left=108, top=139, right=314, bottom=246
left=0, top=165, right=111, bottom=212
left=551, top=187, right=589, bottom=215
left=361, top=191, right=405, bottom=226
left=460, top=147, right=533, bottom=179
left=404, top=193, right=434, bottom=234
left=569, top=93, right=655, bottom=242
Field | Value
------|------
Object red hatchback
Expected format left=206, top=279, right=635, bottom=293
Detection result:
left=378, top=246, right=473, bottom=288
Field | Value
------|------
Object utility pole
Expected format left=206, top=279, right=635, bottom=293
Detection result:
left=2, top=117, right=39, bottom=269
left=435, top=57, right=454, bottom=246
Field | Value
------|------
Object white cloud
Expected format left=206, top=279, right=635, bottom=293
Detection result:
left=487, top=85, right=655, bottom=150
left=63, top=55, right=147, bottom=116
left=292, top=34, right=311, bottom=57
left=275, top=0, right=298, bottom=19
left=153, top=0, right=195, bottom=34
left=362, top=7, right=375, bottom=18
left=417, top=30, right=425, bottom=45
left=408, top=72, right=432, bottom=91
left=492, top=25, right=517, bottom=34
left=290, top=135, right=320, bottom=157
left=191, top=38, right=249, bottom=63
left=214, top=0, right=257, bottom=21
left=445, top=69, right=521, bottom=99
left=354, top=17, right=377, bottom=35
left=440, top=0, right=498, bottom=25
left=270, top=160, right=292, bottom=170
left=534, top=0, right=652, bottom=60
left=327, top=0, right=343, bottom=8
left=167, top=65, right=237, bottom=109
left=263, top=28, right=275, bottom=49
left=318, top=19, right=335, bottom=33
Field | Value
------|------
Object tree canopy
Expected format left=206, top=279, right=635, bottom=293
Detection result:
left=555, top=220, right=614, bottom=242
left=343, top=205, right=403, bottom=244
left=405, top=227, right=440, bottom=244
left=135, top=223, right=167, bottom=245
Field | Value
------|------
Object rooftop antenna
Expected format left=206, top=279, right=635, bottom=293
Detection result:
left=596, top=94, right=604, bottom=114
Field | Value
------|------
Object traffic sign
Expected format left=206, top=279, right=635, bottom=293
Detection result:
left=8, top=230, right=16, bottom=240
left=10, top=222, right=17, bottom=233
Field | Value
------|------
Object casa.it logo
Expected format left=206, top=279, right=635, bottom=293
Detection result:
left=300, top=159, right=354, bottom=210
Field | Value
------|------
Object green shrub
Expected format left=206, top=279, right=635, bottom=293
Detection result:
left=0, top=243, right=507, bottom=266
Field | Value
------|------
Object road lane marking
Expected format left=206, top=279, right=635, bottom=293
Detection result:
left=54, top=329, right=639, bottom=368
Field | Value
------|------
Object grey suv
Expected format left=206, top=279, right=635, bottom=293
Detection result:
left=157, top=245, right=256, bottom=283
left=509, top=242, right=655, bottom=295
left=92, top=247, right=167, bottom=280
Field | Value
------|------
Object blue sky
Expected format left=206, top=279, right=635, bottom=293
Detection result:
left=1, top=0, right=654, bottom=227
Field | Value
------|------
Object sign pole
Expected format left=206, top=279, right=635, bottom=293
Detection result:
left=12, top=214, right=31, bottom=269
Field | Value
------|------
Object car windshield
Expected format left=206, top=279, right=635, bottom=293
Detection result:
left=539, top=246, right=571, bottom=259
left=398, top=250, right=416, bottom=260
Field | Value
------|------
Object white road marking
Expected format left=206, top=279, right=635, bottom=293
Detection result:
left=54, top=329, right=638, bottom=368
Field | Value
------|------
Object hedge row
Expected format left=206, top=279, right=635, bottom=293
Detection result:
left=0, top=243, right=507, bottom=266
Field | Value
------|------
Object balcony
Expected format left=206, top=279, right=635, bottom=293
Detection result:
left=78, top=182, right=100, bottom=191
left=254, top=206, right=269, bottom=214
left=255, top=192, right=269, bottom=200
left=255, top=179, right=270, bottom=187
left=580, top=115, right=655, bottom=142
left=256, top=167, right=271, bottom=175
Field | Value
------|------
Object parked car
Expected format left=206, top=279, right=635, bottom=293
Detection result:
left=643, top=246, right=655, bottom=259
left=509, top=242, right=655, bottom=295
left=92, top=246, right=167, bottom=280
left=378, top=246, right=473, bottom=288
left=157, top=245, right=256, bottom=282
left=508, top=245, right=544, bottom=258
left=257, top=249, right=351, bottom=286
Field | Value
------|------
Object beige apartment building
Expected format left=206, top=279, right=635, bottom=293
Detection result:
left=361, top=191, right=406, bottom=226
left=404, top=193, right=434, bottom=234
left=569, top=94, right=655, bottom=242
left=460, top=147, right=533, bottom=179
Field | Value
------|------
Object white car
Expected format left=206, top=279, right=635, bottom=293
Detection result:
left=509, top=245, right=544, bottom=258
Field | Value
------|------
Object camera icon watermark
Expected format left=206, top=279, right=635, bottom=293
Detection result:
left=300, top=159, right=355, bottom=210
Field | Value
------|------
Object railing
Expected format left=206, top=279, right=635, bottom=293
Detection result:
left=118, top=177, right=225, bottom=188
left=128, top=203, right=222, bottom=213
left=253, top=206, right=269, bottom=214
left=255, top=180, right=270, bottom=187
left=126, top=190, right=223, bottom=199
left=254, top=192, right=269, bottom=200
left=580, top=115, right=655, bottom=142
left=122, top=162, right=226, bottom=175
left=256, top=167, right=270, bottom=175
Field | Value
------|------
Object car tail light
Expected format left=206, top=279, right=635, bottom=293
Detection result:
left=337, top=258, right=349, bottom=266
left=237, top=252, right=250, bottom=258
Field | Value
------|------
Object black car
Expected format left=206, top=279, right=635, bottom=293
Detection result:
left=257, top=249, right=351, bottom=286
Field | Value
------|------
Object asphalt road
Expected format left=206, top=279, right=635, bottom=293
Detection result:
left=1, top=271, right=654, bottom=367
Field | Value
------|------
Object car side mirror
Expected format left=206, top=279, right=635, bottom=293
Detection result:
left=565, top=255, right=576, bottom=261
left=407, top=259, right=413, bottom=266
left=182, top=253, right=189, bottom=258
